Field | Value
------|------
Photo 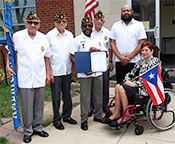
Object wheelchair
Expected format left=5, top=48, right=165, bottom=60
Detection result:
left=104, top=69, right=175, bottom=135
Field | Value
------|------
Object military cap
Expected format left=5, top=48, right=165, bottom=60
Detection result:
left=55, top=12, right=66, bottom=21
left=26, top=11, right=39, bottom=20
left=81, top=16, right=92, bottom=24
left=94, top=10, right=104, bottom=18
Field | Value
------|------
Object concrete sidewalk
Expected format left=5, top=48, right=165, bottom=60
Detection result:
left=1, top=87, right=175, bottom=144
left=21, top=104, right=175, bottom=144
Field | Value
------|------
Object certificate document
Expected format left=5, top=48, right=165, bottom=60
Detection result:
left=75, top=51, right=107, bottom=73
left=91, top=51, right=107, bottom=72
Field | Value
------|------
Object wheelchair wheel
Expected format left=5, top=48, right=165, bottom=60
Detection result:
left=135, top=125, right=144, bottom=135
left=146, top=88, right=175, bottom=131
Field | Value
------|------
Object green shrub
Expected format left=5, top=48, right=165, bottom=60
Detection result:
left=0, top=137, right=9, bottom=144
left=0, top=69, right=8, bottom=82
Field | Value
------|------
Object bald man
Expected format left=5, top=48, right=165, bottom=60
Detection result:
left=110, top=4, right=147, bottom=84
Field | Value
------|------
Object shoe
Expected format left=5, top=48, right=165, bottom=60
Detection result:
left=103, top=109, right=113, bottom=116
left=103, top=117, right=113, bottom=124
left=88, top=109, right=94, bottom=117
left=53, top=121, right=65, bottom=130
left=63, top=117, right=77, bottom=125
left=108, top=120, right=119, bottom=127
left=93, top=118, right=105, bottom=124
left=23, top=135, right=32, bottom=143
left=81, top=121, right=88, bottom=130
left=33, top=130, right=49, bottom=137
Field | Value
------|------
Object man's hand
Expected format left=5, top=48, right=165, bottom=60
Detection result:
left=85, top=72, right=93, bottom=75
left=71, top=70, right=77, bottom=79
left=119, top=55, right=130, bottom=66
left=6, top=66, right=16, bottom=80
left=89, top=47, right=100, bottom=52
left=46, top=71, right=54, bottom=85
left=109, top=62, right=114, bottom=71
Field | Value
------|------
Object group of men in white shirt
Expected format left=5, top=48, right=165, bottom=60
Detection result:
left=6, top=4, right=147, bottom=143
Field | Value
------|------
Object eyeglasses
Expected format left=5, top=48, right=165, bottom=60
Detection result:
left=82, top=24, right=93, bottom=28
left=56, top=20, right=67, bottom=24
left=122, top=10, right=132, bottom=13
left=27, top=21, right=39, bottom=25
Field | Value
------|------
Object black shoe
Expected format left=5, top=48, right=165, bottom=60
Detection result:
left=23, top=135, right=32, bottom=143
left=33, top=130, right=49, bottom=137
left=88, top=109, right=94, bottom=117
left=108, top=120, right=119, bottom=127
left=93, top=118, right=105, bottom=124
left=103, top=109, right=112, bottom=115
left=53, top=121, right=65, bottom=130
left=63, top=117, right=77, bottom=125
left=81, top=121, right=88, bottom=130
left=103, top=117, right=113, bottom=124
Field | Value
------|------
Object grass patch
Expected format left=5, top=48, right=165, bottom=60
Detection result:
left=45, top=84, right=52, bottom=101
left=0, top=82, right=80, bottom=118
left=73, top=102, right=80, bottom=107
left=42, top=119, right=53, bottom=127
left=0, top=84, right=12, bottom=118
left=0, top=137, right=9, bottom=144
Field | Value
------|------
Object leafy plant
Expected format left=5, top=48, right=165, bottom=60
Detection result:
left=0, top=137, right=9, bottom=144
left=0, top=69, right=9, bottom=82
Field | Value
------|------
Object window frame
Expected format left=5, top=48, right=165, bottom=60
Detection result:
left=0, top=0, right=36, bottom=40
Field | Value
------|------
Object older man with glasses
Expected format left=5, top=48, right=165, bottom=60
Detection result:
left=70, top=16, right=107, bottom=130
left=46, top=12, right=77, bottom=131
left=6, top=11, right=51, bottom=143
left=88, top=10, right=114, bottom=117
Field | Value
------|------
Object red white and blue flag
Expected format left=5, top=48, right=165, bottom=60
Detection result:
left=141, top=65, right=165, bottom=106
left=85, top=0, right=97, bottom=21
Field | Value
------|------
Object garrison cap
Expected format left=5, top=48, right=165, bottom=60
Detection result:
left=81, top=16, right=92, bottom=24
left=55, top=12, right=66, bottom=21
left=26, top=11, right=39, bottom=20
left=94, top=10, right=104, bottom=18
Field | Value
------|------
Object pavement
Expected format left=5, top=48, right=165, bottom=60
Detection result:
left=1, top=87, right=175, bottom=144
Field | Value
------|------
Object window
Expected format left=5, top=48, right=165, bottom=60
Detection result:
left=0, top=0, right=36, bottom=39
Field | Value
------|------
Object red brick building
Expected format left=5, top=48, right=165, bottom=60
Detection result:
left=36, top=0, right=75, bottom=35
left=0, top=0, right=75, bottom=70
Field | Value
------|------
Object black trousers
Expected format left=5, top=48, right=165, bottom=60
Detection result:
left=115, top=62, right=135, bottom=84
left=50, top=74, right=72, bottom=124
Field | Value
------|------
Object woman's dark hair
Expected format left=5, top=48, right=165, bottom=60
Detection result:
left=141, top=41, right=154, bottom=51
left=141, top=41, right=159, bottom=58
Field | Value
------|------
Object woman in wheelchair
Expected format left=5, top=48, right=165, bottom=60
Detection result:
left=104, top=41, right=161, bottom=124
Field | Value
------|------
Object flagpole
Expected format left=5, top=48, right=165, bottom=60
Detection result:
left=131, top=63, right=160, bottom=82
left=2, top=0, right=22, bottom=130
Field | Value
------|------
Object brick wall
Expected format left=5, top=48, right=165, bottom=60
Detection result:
left=36, top=0, right=75, bottom=35
left=0, top=0, right=75, bottom=69
left=0, top=45, right=8, bottom=70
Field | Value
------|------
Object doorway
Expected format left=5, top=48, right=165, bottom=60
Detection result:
left=127, top=0, right=175, bottom=68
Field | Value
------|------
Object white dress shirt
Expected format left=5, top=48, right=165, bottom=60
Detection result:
left=70, top=32, right=107, bottom=78
left=46, top=28, right=73, bottom=76
left=13, top=28, right=51, bottom=88
left=110, top=18, right=147, bottom=63
left=92, top=27, right=111, bottom=68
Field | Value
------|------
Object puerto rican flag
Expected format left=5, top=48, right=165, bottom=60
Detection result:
left=85, top=0, right=97, bottom=21
left=141, top=65, right=165, bottom=106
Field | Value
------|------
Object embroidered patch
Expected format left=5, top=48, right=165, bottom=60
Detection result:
left=99, top=42, right=101, bottom=46
left=104, top=36, right=107, bottom=40
left=41, top=46, right=45, bottom=51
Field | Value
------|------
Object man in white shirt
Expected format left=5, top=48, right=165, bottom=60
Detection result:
left=88, top=10, right=113, bottom=117
left=110, top=4, right=147, bottom=84
left=70, top=16, right=107, bottom=130
left=6, top=12, right=51, bottom=143
left=46, top=12, right=77, bottom=131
